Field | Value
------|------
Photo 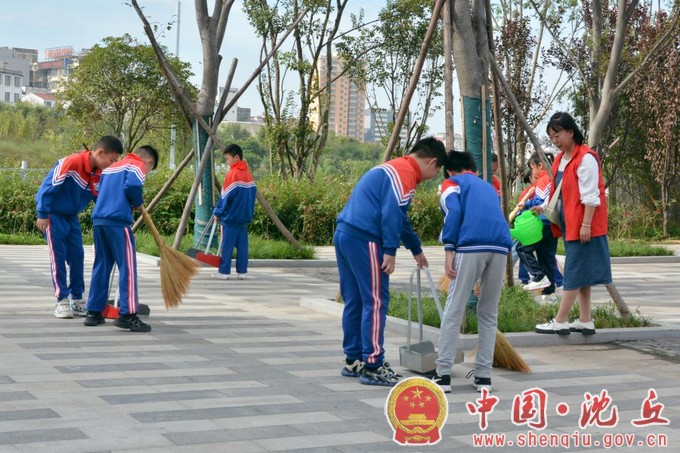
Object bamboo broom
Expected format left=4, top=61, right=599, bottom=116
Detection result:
left=139, top=206, right=200, bottom=308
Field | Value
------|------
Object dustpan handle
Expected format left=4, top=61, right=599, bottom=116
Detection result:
left=421, top=267, right=444, bottom=320
left=205, top=219, right=218, bottom=253
left=416, top=268, right=424, bottom=344
left=194, top=216, right=214, bottom=248
left=406, top=268, right=417, bottom=351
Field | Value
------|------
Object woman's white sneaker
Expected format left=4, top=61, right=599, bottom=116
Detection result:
left=535, top=319, right=570, bottom=335
left=569, top=319, right=596, bottom=335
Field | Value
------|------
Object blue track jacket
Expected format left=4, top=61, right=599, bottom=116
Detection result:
left=213, top=160, right=256, bottom=225
left=35, top=150, right=100, bottom=219
left=336, top=156, right=423, bottom=257
left=439, top=171, right=512, bottom=254
left=92, top=154, right=146, bottom=227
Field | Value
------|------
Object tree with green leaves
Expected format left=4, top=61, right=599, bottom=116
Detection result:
left=626, top=10, right=680, bottom=238
left=337, top=0, right=444, bottom=153
left=530, top=0, right=680, bottom=152
left=243, top=0, right=350, bottom=180
left=59, top=34, right=194, bottom=154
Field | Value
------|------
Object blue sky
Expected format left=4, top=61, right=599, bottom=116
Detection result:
left=1, top=1, right=452, bottom=133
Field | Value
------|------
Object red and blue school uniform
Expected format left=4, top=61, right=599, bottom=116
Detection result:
left=86, top=154, right=147, bottom=315
left=439, top=172, right=513, bottom=254
left=213, top=160, right=256, bottom=275
left=334, top=156, right=424, bottom=367
left=35, top=150, right=101, bottom=302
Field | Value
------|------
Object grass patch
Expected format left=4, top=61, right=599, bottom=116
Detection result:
left=555, top=238, right=671, bottom=257
left=388, top=285, right=652, bottom=333
left=0, top=233, right=45, bottom=245
left=1, top=232, right=315, bottom=260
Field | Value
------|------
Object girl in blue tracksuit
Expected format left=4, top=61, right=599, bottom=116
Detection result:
left=35, top=136, right=123, bottom=319
left=335, top=137, right=446, bottom=387
left=84, top=146, right=158, bottom=333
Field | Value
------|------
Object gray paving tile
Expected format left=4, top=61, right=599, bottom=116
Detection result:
left=0, top=409, right=59, bottom=421
left=0, top=392, right=36, bottom=403
left=164, top=425, right=305, bottom=446
left=55, top=363, right=174, bottom=373
left=0, top=428, right=87, bottom=445
left=253, top=431, right=390, bottom=451
left=76, top=374, right=239, bottom=388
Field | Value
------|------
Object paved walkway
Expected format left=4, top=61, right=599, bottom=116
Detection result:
left=0, top=244, right=679, bottom=452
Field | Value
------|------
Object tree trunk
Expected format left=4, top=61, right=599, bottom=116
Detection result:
left=442, top=0, right=455, bottom=150
left=451, top=0, right=493, bottom=180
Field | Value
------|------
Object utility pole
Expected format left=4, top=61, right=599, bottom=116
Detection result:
left=169, top=0, right=181, bottom=169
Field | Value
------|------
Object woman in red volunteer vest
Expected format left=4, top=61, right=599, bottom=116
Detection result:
left=535, top=112, right=612, bottom=336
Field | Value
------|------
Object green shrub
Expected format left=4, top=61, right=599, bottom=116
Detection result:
left=0, top=170, right=46, bottom=235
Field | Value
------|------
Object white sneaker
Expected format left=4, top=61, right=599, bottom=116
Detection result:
left=54, top=301, right=73, bottom=319
left=569, top=319, right=596, bottom=335
left=535, top=319, right=570, bottom=335
left=237, top=274, right=247, bottom=280
left=524, top=276, right=551, bottom=291
left=70, top=298, right=86, bottom=317
left=541, top=294, right=557, bottom=303
left=212, top=272, right=231, bottom=280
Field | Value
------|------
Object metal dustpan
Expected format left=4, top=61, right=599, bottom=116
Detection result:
left=399, top=267, right=444, bottom=373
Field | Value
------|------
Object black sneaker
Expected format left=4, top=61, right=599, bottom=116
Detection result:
left=358, top=361, right=402, bottom=387
left=114, top=314, right=151, bottom=332
left=341, top=359, right=364, bottom=378
left=83, top=311, right=105, bottom=326
left=467, top=370, right=492, bottom=392
left=431, top=372, right=451, bottom=393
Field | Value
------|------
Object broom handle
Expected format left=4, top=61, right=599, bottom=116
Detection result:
left=508, top=187, right=535, bottom=223
left=138, top=205, right=165, bottom=249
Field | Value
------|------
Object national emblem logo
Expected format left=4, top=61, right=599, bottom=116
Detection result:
left=385, top=376, right=449, bottom=445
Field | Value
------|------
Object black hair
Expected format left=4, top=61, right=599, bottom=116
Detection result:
left=445, top=150, right=477, bottom=173
left=528, top=151, right=554, bottom=167
left=406, top=136, right=447, bottom=168
left=546, top=112, right=584, bottom=145
left=522, top=165, right=532, bottom=184
left=136, top=145, right=159, bottom=171
left=491, top=153, right=498, bottom=163
left=223, top=143, right=243, bottom=160
left=94, top=135, right=123, bottom=154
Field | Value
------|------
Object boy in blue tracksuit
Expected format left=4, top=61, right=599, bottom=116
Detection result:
left=35, top=136, right=123, bottom=319
left=212, top=144, right=257, bottom=280
left=83, top=145, right=159, bottom=332
left=335, top=137, right=447, bottom=387
left=432, top=151, right=513, bottom=394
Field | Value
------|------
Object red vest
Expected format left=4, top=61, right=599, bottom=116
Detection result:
left=550, top=145, right=608, bottom=241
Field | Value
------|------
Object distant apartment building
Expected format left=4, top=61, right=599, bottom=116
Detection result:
left=218, top=87, right=238, bottom=122
left=313, top=56, right=366, bottom=142
left=0, top=67, right=23, bottom=104
left=31, top=46, right=84, bottom=91
left=0, top=47, right=36, bottom=85
left=365, top=108, right=409, bottom=144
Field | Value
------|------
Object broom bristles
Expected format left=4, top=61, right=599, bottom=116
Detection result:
left=438, top=274, right=451, bottom=293
left=494, top=330, right=531, bottom=372
left=159, top=245, right=199, bottom=308
left=139, top=206, right=200, bottom=309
